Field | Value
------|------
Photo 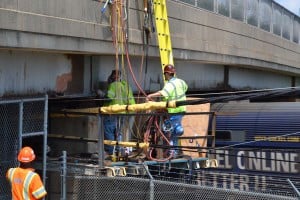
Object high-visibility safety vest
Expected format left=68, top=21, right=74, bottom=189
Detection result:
left=160, top=77, right=188, bottom=113
left=6, top=167, right=47, bottom=200
left=105, top=80, right=135, bottom=107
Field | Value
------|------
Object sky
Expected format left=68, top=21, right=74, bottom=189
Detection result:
left=274, top=0, right=300, bottom=16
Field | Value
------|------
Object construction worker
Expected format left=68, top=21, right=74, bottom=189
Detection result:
left=6, top=146, right=47, bottom=200
left=102, top=69, right=135, bottom=156
left=146, top=64, right=188, bottom=157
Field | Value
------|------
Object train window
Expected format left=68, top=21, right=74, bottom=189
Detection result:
left=215, top=130, right=231, bottom=141
left=215, top=130, right=246, bottom=142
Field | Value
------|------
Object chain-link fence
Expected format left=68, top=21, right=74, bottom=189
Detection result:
left=72, top=177, right=297, bottom=200
left=44, top=155, right=299, bottom=200
left=0, top=96, right=48, bottom=200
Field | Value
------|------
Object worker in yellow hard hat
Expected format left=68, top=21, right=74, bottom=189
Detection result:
left=6, top=146, right=47, bottom=200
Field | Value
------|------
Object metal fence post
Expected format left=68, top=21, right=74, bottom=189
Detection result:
left=98, top=115, right=105, bottom=168
left=61, top=151, right=67, bottom=200
left=143, top=164, right=154, bottom=200
left=19, top=100, right=23, bottom=150
left=43, top=95, right=48, bottom=185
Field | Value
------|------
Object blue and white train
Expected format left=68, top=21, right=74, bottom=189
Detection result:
left=203, top=102, right=300, bottom=195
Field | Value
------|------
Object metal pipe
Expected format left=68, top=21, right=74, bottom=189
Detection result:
left=22, top=131, right=45, bottom=137
left=0, top=97, right=45, bottom=105
left=287, top=179, right=300, bottom=198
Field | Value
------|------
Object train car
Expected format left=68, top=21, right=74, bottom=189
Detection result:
left=210, top=101, right=300, bottom=148
left=203, top=102, right=300, bottom=195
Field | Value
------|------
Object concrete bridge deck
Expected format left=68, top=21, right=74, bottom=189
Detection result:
left=0, top=0, right=300, bottom=96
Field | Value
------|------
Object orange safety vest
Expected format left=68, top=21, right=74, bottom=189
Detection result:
left=6, top=167, right=47, bottom=200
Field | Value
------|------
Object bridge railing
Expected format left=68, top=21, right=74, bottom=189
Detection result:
left=172, top=0, right=300, bottom=45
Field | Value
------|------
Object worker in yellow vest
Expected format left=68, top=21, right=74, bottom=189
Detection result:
left=6, top=146, right=47, bottom=200
left=103, top=70, right=135, bottom=156
left=146, top=64, right=188, bottom=157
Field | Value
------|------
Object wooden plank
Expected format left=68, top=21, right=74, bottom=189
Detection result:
left=181, top=98, right=210, bottom=158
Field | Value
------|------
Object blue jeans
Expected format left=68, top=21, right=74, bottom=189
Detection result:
left=164, top=114, right=184, bottom=148
left=103, top=116, right=118, bottom=155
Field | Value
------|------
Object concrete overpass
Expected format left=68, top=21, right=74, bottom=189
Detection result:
left=0, top=0, right=300, bottom=96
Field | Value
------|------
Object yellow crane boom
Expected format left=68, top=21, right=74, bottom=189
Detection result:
left=153, top=0, right=173, bottom=73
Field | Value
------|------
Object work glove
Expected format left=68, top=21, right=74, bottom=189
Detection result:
left=96, top=89, right=105, bottom=98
